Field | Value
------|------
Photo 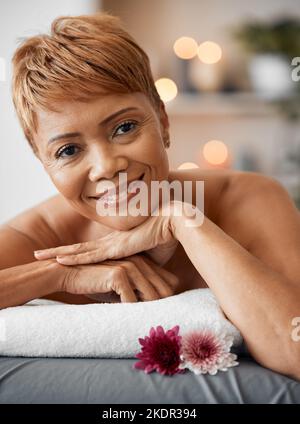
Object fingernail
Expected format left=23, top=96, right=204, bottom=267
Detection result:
left=56, top=256, right=68, bottom=263
left=34, top=251, right=43, bottom=256
left=56, top=257, right=72, bottom=266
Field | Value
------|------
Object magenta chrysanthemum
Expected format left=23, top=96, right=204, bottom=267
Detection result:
left=179, top=329, right=238, bottom=375
left=134, top=325, right=184, bottom=376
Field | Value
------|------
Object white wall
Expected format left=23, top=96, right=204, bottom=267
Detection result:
left=0, top=0, right=100, bottom=224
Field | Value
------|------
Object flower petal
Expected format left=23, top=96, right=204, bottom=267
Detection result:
left=156, top=326, right=165, bottom=337
left=150, top=327, right=156, bottom=337
left=138, top=337, right=146, bottom=346
left=134, top=361, right=146, bottom=370
left=145, top=364, right=155, bottom=374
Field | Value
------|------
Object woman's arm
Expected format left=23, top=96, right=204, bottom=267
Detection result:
left=0, top=259, right=64, bottom=309
left=0, top=221, right=180, bottom=307
left=0, top=221, right=64, bottom=308
left=171, top=199, right=300, bottom=380
left=0, top=222, right=97, bottom=306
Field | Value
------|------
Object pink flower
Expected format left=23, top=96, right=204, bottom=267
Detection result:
left=179, top=329, right=239, bottom=375
left=134, top=325, right=185, bottom=376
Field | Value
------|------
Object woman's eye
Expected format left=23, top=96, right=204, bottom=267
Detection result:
left=56, top=144, right=79, bottom=159
left=113, top=121, right=137, bottom=137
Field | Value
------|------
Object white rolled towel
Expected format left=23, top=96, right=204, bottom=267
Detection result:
left=0, top=288, right=242, bottom=358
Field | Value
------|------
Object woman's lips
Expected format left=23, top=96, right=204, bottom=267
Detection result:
left=90, top=173, right=145, bottom=206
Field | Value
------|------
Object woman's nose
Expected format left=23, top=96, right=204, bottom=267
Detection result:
left=87, top=143, right=128, bottom=182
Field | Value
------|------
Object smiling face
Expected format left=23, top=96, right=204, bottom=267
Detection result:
left=33, top=92, right=170, bottom=231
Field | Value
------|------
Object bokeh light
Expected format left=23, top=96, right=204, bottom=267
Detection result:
left=203, top=140, right=228, bottom=165
left=177, top=162, right=199, bottom=170
left=155, top=78, right=178, bottom=102
left=173, top=36, right=198, bottom=60
left=197, top=41, right=222, bottom=64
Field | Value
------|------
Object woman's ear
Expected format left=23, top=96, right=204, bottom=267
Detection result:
left=158, top=101, right=170, bottom=148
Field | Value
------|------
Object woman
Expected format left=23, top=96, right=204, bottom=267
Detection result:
left=1, top=13, right=300, bottom=380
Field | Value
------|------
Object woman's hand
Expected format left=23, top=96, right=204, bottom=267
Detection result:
left=59, top=253, right=179, bottom=303
left=34, top=202, right=180, bottom=266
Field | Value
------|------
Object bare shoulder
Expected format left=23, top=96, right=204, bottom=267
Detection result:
left=216, top=171, right=300, bottom=283
left=217, top=170, right=299, bottom=226
left=221, top=170, right=290, bottom=200
left=169, top=167, right=234, bottom=220
left=2, top=194, right=89, bottom=248
left=214, top=170, right=296, bottom=234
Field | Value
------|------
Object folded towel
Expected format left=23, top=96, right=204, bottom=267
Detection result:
left=0, top=288, right=242, bottom=358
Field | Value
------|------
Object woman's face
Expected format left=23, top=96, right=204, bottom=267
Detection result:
left=33, top=92, right=170, bottom=231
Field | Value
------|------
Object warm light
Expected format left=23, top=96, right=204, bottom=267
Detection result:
left=197, top=41, right=222, bottom=64
left=173, top=37, right=198, bottom=60
left=155, top=78, right=178, bottom=102
left=177, top=162, right=199, bottom=170
left=203, top=140, right=228, bottom=165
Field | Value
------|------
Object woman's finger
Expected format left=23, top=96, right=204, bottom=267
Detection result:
left=56, top=248, right=105, bottom=265
left=36, top=213, right=171, bottom=264
left=34, top=240, right=98, bottom=260
left=143, top=256, right=180, bottom=291
left=55, top=232, right=148, bottom=265
left=108, top=260, right=160, bottom=302
left=36, top=213, right=170, bottom=265
left=129, top=255, right=174, bottom=299
left=109, top=267, right=138, bottom=303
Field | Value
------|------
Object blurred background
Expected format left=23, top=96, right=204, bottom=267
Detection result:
left=1, top=0, right=300, bottom=224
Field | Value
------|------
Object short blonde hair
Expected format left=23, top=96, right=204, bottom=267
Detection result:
left=12, top=13, right=162, bottom=152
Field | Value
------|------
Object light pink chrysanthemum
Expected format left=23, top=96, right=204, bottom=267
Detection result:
left=179, top=329, right=239, bottom=375
left=133, top=325, right=185, bottom=376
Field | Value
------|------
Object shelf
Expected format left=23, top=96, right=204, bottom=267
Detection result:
left=165, top=92, right=284, bottom=117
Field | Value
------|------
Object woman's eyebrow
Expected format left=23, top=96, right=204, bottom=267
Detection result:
left=47, top=106, right=139, bottom=145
